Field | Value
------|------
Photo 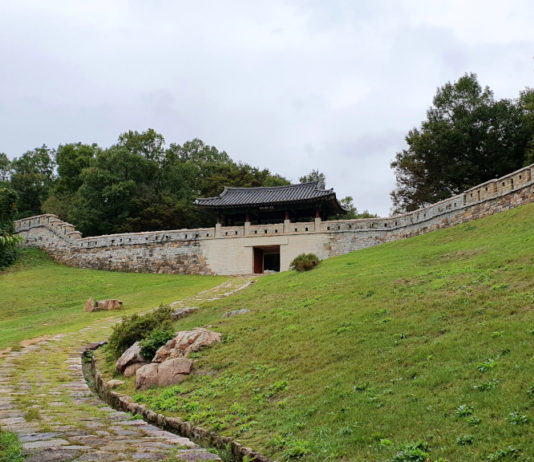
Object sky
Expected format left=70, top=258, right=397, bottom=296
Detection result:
left=0, top=1, right=533, bottom=216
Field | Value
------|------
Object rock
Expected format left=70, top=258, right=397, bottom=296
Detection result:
left=153, top=328, right=221, bottom=363
left=116, top=342, right=146, bottom=374
left=223, top=309, right=250, bottom=317
left=84, top=297, right=95, bottom=312
left=124, top=362, right=148, bottom=378
left=96, top=299, right=122, bottom=310
left=135, top=363, right=159, bottom=391
left=171, top=307, right=199, bottom=320
left=106, top=379, right=124, bottom=389
left=135, top=358, right=192, bottom=390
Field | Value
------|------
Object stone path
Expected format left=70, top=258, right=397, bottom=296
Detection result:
left=0, top=277, right=255, bottom=461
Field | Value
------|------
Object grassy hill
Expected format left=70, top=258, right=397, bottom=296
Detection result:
left=120, top=204, right=534, bottom=461
left=0, top=250, right=225, bottom=350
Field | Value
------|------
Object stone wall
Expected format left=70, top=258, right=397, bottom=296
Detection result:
left=15, top=163, right=534, bottom=275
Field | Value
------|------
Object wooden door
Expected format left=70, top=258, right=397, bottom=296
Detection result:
left=253, top=248, right=263, bottom=274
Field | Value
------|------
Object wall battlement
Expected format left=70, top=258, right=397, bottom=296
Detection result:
left=15, top=163, right=534, bottom=275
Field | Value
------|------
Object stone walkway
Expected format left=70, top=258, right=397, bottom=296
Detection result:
left=0, top=277, right=255, bottom=461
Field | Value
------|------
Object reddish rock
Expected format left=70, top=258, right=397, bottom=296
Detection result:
left=84, top=298, right=95, bottom=312
left=153, top=328, right=221, bottom=363
left=116, top=341, right=145, bottom=374
left=97, top=299, right=122, bottom=310
left=135, top=358, right=192, bottom=390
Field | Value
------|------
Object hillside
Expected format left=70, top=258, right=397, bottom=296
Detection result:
left=119, top=203, right=534, bottom=461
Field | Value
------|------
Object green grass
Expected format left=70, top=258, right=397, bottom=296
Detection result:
left=123, top=204, right=534, bottom=461
left=0, top=249, right=226, bottom=349
left=0, top=429, right=23, bottom=462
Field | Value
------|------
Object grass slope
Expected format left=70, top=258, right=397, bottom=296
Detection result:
left=125, top=204, right=534, bottom=461
left=0, top=250, right=225, bottom=350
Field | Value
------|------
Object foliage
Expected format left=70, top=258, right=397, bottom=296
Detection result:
left=299, top=170, right=326, bottom=189
left=290, top=253, right=320, bottom=272
left=391, top=74, right=534, bottom=212
left=108, top=305, right=174, bottom=358
left=139, top=326, right=176, bottom=360
left=0, top=430, right=23, bottom=462
left=122, top=203, right=534, bottom=460
left=0, top=186, right=21, bottom=269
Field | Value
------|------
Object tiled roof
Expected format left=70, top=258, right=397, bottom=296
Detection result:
left=194, top=182, right=338, bottom=208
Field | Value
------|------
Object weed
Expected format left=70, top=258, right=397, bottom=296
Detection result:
left=507, top=412, right=529, bottom=425
left=486, top=446, right=521, bottom=460
left=456, top=435, right=474, bottom=445
left=290, top=254, right=320, bottom=272
left=390, top=441, right=430, bottom=461
left=477, top=359, right=497, bottom=372
left=455, top=404, right=474, bottom=417
left=467, top=416, right=481, bottom=426
left=23, top=408, right=41, bottom=421
left=473, top=379, right=499, bottom=391
left=283, top=440, right=312, bottom=460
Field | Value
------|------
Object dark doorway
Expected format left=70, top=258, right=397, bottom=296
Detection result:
left=253, top=246, right=280, bottom=273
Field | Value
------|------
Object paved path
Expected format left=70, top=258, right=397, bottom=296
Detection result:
left=0, top=277, right=255, bottom=461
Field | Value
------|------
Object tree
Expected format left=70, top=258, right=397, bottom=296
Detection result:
left=0, top=186, right=21, bottom=268
left=300, top=170, right=326, bottom=189
left=391, top=74, right=532, bottom=212
left=0, top=153, right=10, bottom=183
left=10, top=146, right=56, bottom=217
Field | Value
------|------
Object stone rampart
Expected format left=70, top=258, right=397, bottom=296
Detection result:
left=14, top=163, right=534, bottom=275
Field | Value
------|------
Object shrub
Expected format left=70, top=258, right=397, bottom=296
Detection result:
left=456, top=435, right=474, bottom=445
left=108, top=305, right=173, bottom=358
left=290, top=253, right=320, bottom=272
left=139, top=326, right=175, bottom=360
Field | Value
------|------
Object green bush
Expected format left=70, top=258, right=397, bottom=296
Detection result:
left=108, top=305, right=173, bottom=358
left=290, top=253, right=320, bottom=272
left=139, top=326, right=175, bottom=360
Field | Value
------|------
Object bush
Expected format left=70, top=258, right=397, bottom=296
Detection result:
left=108, top=305, right=173, bottom=358
left=391, top=441, right=430, bottom=462
left=139, top=326, right=175, bottom=360
left=290, top=253, right=320, bottom=272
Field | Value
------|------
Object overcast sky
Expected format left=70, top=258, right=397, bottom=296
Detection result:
left=1, top=1, right=533, bottom=216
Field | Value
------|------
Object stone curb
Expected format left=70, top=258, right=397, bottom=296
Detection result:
left=83, top=342, right=272, bottom=462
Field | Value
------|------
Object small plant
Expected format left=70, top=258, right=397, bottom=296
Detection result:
left=139, top=326, right=175, bottom=360
left=477, top=358, right=497, bottom=372
left=82, top=350, right=93, bottom=364
left=474, top=379, right=499, bottom=391
left=467, top=416, right=481, bottom=426
left=507, top=412, right=529, bottom=425
left=290, top=253, right=320, bottom=272
left=526, top=384, right=534, bottom=397
left=283, top=440, right=312, bottom=460
left=486, top=446, right=521, bottom=461
left=456, top=434, right=474, bottom=445
left=390, top=441, right=430, bottom=462
left=455, top=404, right=474, bottom=417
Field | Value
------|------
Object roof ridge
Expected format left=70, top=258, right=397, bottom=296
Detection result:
left=223, top=181, right=319, bottom=192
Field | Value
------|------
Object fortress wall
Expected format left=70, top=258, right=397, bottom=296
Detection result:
left=14, top=163, right=534, bottom=275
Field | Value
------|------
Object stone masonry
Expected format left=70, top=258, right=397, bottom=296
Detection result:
left=14, top=163, right=534, bottom=275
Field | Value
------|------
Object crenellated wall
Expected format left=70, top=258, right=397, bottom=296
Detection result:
left=15, top=163, right=534, bottom=275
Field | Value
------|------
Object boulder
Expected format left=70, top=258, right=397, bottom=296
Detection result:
left=223, top=309, right=250, bottom=318
left=124, top=362, right=148, bottom=378
left=135, top=358, right=192, bottom=390
left=97, top=299, right=122, bottom=310
left=116, top=341, right=146, bottom=374
left=153, top=328, right=221, bottom=363
left=84, top=298, right=96, bottom=312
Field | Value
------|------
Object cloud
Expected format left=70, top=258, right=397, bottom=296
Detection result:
left=0, top=0, right=532, bottom=216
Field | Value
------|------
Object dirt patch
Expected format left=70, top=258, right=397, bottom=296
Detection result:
left=20, top=336, right=49, bottom=347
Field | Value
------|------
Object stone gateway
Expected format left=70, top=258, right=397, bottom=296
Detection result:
left=15, top=164, right=534, bottom=275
